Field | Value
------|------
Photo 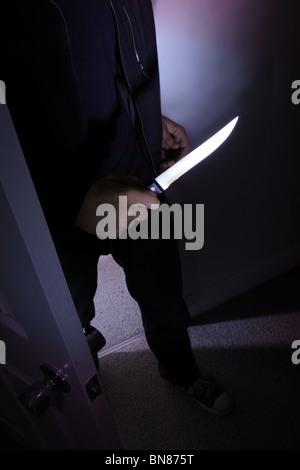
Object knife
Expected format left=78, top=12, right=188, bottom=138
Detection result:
left=147, top=116, right=239, bottom=194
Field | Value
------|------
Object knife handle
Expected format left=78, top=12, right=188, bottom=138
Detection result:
left=146, top=181, right=163, bottom=195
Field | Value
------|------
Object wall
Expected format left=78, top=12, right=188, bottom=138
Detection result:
left=153, top=0, right=300, bottom=316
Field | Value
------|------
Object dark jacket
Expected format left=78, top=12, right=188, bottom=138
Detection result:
left=0, top=0, right=162, bottom=230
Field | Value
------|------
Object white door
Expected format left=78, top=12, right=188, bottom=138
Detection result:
left=0, top=104, right=122, bottom=450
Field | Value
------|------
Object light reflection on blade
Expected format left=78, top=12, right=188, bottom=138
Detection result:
left=156, top=116, right=239, bottom=191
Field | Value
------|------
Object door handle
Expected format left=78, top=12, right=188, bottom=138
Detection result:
left=19, top=363, right=71, bottom=417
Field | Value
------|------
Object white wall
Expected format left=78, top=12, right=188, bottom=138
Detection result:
left=153, top=0, right=300, bottom=316
left=154, top=0, right=275, bottom=147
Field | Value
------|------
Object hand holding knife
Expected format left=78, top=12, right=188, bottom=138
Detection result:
left=147, top=116, right=239, bottom=194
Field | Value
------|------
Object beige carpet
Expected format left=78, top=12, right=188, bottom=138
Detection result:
left=92, top=256, right=300, bottom=450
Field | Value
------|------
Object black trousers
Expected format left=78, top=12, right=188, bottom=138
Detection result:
left=52, top=223, right=200, bottom=386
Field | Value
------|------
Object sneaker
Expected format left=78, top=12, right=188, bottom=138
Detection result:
left=184, top=375, right=233, bottom=416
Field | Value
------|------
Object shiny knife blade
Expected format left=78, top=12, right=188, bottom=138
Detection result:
left=147, top=116, right=239, bottom=194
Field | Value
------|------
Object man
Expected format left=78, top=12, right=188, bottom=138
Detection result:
left=1, top=0, right=233, bottom=415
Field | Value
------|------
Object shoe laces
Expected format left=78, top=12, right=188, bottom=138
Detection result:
left=192, top=376, right=216, bottom=398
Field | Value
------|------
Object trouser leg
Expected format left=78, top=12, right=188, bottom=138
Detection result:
left=51, top=227, right=103, bottom=328
left=51, top=225, right=200, bottom=385
left=111, top=235, right=200, bottom=386
left=52, top=228, right=109, bottom=366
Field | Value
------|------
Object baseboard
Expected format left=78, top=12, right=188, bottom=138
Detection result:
left=186, top=244, right=300, bottom=318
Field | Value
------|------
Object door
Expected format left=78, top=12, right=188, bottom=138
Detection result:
left=0, top=104, right=122, bottom=450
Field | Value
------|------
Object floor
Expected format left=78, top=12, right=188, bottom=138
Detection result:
left=1, top=258, right=299, bottom=450
left=91, top=256, right=300, bottom=450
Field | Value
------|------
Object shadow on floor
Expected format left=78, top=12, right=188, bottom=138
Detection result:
left=98, top=342, right=300, bottom=450
left=1, top=264, right=299, bottom=450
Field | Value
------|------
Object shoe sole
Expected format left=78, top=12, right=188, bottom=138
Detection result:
left=192, top=395, right=234, bottom=416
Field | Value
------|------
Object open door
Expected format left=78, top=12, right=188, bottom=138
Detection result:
left=0, top=104, right=122, bottom=450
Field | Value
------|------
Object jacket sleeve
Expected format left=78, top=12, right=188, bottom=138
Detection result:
left=1, top=0, right=96, bottom=230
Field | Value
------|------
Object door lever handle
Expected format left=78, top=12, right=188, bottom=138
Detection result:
left=19, top=363, right=71, bottom=417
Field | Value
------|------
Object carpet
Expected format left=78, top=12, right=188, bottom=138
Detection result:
left=92, top=256, right=300, bottom=450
